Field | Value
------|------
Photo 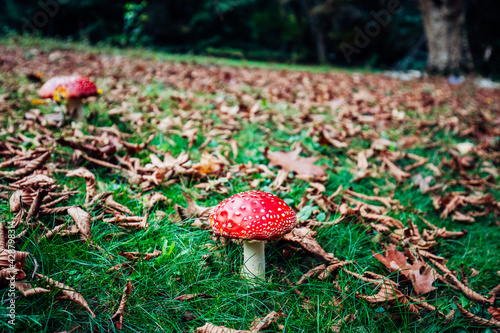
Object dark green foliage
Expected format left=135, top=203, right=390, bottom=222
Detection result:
left=0, top=0, right=499, bottom=76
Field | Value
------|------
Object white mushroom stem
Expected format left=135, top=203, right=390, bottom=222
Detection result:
left=242, top=240, right=265, bottom=280
left=66, top=98, right=84, bottom=122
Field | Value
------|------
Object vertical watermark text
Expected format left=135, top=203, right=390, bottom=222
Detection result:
left=6, top=218, right=17, bottom=327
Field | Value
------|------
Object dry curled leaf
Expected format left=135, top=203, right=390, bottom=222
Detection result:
left=296, top=264, right=327, bottom=285
left=67, top=206, right=92, bottom=239
left=9, top=190, right=22, bottom=212
left=372, top=244, right=410, bottom=273
left=40, top=224, right=80, bottom=241
left=282, top=227, right=335, bottom=262
left=358, top=278, right=420, bottom=315
left=196, top=323, right=251, bottom=333
left=373, top=245, right=436, bottom=295
left=67, top=167, right=96, bottom=203
left=111, top=280, right=133, bottom=330
left=175, top=192, right=215, bottom=220
left=249, top=311, right=283, bottom=332
left=408, top=261, right=437, bottom=295
left=193, top=151, right=224, bottom=175
left=0, top=150, right=50, bottom=177
left=36, top=273, right=95, bottom=318
left=118, top=250, right=162, bottom=261
left=267, top=148, right=326, bottom=178
left=0, top=267, right=25, bottom=281
left=331, top=313, right=356, bottom=333
left=345, top=189, right=400, bottom=209
left=174, top=293, right=213, bottom=301
left=382, top=157, right=411, bottom=182
left=340, top=204, right=404, bottom=229
left=429, top=258, right=493, bottom=304
left=0, top=250, right=28, bottom=269
left=319, top=128, right=348, bottom=148
left=103, top=215, right=149, bottom=230
left=145, top=192, right=169, bottom=211
left=105, top=195, right=133, bottom=215
left=488, top=307, right=500, bottom=321
left=10, top=174, right=57, bottom=189
left=15, top=281, right=50, bottom=297
left=296, top=260, right=351, bottom=285
left=455, top=302, right=500, bottom=327
left=351, top=150, right=371, bottom=180
left=452, top=211, right=475, bottom=223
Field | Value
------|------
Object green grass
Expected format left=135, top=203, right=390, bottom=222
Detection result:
left=0, top=37, right=499, bottom=332
left=0, top=35, right=370, bottom=74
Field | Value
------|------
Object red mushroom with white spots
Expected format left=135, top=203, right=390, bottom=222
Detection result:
left=39, top=76, right=98, bottom=122
left=209, top=191, right=297, bottom=280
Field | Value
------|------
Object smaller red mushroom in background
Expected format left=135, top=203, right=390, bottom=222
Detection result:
left=39, top=76, right=98, bottom=122
left=209, top=191, right=297, bottom=280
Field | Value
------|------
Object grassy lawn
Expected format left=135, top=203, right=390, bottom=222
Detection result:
left=0, top=36, right=499, bottom=332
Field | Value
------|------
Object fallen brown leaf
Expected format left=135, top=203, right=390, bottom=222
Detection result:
left=193, top=151, right=224, bottom=175
left=488, top=307, right=500, bottom=321
left=144, top=192, right=169, bottom=211
left=429, top=259, right=493, bottom=304
left=331, top=313, right=356, bottom=333
left=67, top=206, right=92, bottom=239
left=67, top=167, right=96, bottom=204
left=452, top=211, right=475, bottom=223
left=267, top=148, right=326, bottom=178
left=282, top=227, right=335, bottom=262
left=249, top=311, right=284, bottom=332
left=408, top=261, right=437, bottom=295
left=103, top=215, right=149, bottom=229
left=175, top=192, right=215, bottom=220
left=382, top=157, right=411, bottom=182
left=196, top=323, right=251, bottom=333
left=15, top=281, right=50, bottom=297
left=455, top=302, right=500, bottom=327
left=358, top=278, right=420, bottom=315
left=373, top=245, right=436, bottom=295
left=174, top=293, right=213, bottom=301
left=25, top=189, right=47, bottom=223
left=0, top=150, right=50, bottom=177
left=111, top=280, right=133, bottom=330
left=372, top=244, right=410, bottom=274
left=9, top=189, right=22, bottom=212
left=40, top=224, right=80, bottom=241
left=36, top=273, right=95, bottom=317
left=0, top=250, right=28, bottom=270
left=104, top=195, right=134, bottom=216
left=118, top=250, right=162, bottom=261
left=319, top=128, right=348, bottom=148
left=296, top=260, right=351, bottom=285
left=345, top=189, right=400, bottom=209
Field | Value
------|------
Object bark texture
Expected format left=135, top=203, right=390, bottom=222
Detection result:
left=299, top=0, right=328, bottom=65
left=417, top=0, right=473, bottom=74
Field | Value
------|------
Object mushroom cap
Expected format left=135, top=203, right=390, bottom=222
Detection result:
left=209, top=191, right=297, bottom=240
left=39, top=76, right=98, bottom=99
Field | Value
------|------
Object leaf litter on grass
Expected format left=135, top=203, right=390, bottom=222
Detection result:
left=0, top=42, right=499, bottom=331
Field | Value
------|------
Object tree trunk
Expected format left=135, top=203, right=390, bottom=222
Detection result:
left=417, top=0, right=473, bottom=74
left=299, top=0, right=328, bottom=65
left=313, top=28, right=327, bottom=65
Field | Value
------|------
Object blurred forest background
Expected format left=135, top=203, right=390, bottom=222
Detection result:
left=1, top=0, right=499, bottom=78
